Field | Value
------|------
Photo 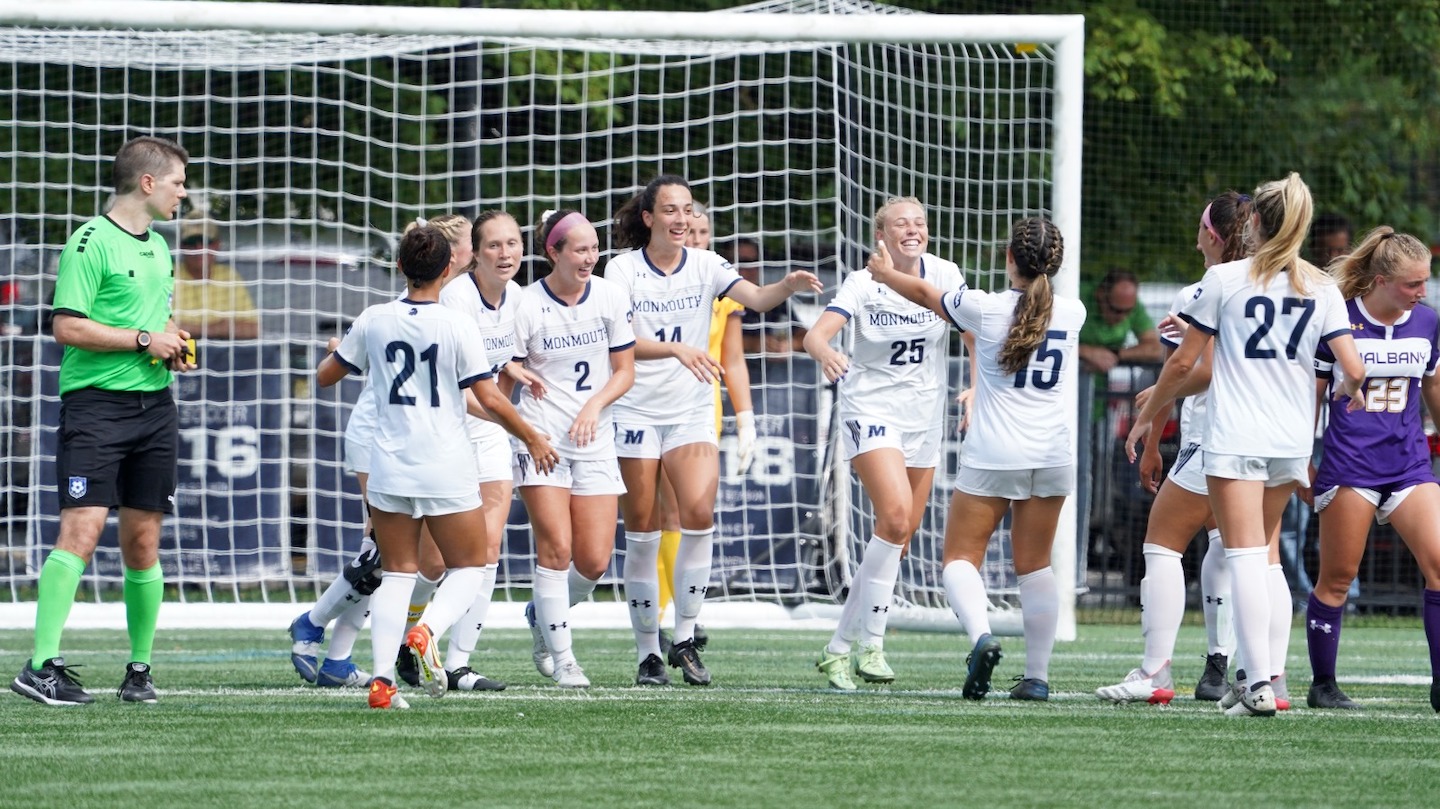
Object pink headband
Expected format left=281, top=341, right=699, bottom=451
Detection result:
left=545, top=212, right=588, bottom=252
left=1200, top=203, right=1223, bottom=244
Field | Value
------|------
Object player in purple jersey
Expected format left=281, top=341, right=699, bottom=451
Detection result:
left=1306, top=227, right=1440, bottom=712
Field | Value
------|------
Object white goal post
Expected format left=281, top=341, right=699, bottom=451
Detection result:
left=0, top=0, right=1083, bottom=637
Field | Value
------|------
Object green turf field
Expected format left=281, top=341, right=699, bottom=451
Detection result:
left=1, top=624, right=1436, bottom=808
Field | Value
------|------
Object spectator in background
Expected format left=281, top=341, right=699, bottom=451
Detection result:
left=1309, top=212, right=1354, bottom=269
left=1077, top=268, right=1163, bottom=373
left=173, top=210, right=259, bottom=339
left=721, top=237, right=808, bottom=356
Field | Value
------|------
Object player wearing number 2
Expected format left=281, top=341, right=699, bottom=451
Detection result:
left=869, top=217, right=1084, bottom=702
left=804, top=196, right=965, bottom=690
left=607, top=175, right=822, bottom=687
left=1128, top=172, right=1366, bottom=717
left=318, top=225, right=557, bottom=709
left=516, top=209, right=636, bottom=689
left=1305, top=227, right=1440, bottom=712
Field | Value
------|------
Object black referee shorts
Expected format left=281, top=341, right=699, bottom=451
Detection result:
left=56, top=387, right=178, bottom=513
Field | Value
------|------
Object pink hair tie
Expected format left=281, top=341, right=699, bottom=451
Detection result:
left=545, top=212, right=588, bottom=252
left=1200, top=203, right=1224, bottom=244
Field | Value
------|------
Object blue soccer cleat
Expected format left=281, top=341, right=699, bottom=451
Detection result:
left=288, top=612, right=325, bottom=684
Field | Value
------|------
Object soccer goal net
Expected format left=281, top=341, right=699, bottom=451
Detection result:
left=0, top=0, right=1083, bottom=635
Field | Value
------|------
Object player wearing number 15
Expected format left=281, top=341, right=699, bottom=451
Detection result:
left=869, top=217, right=1084, bottom=702
left=804, top=196, right=965, bottom=690
left=11, top=136, right=198, bottom=707
left=317, top=225, right=557, bottom=709
left=1127, top=172, right=1366, bottom=718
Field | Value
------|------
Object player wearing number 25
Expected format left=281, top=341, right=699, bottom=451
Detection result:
left=11, top=136, right=198, bottom=707
left=869, top=217, right=1085, bottom=702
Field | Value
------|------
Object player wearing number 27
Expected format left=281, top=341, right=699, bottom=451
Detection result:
left=1127, top=172, right=1366, bottom=718
left=804, top=196, right=966, bottom=690
left=869, top=217, right=1085, bottom=701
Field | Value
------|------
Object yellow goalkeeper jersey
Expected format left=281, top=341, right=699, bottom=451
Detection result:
left=709, top=297, right=745, bottom=436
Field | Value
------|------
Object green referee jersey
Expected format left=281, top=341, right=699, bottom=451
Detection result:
left=52, top=215, right=176, bottom=395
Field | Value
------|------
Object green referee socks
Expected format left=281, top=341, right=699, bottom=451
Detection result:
left=124, top=563, right=164, bottom=666
left=31, top=549, right=87, bottom=667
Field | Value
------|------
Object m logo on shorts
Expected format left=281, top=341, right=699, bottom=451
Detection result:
left=67, top=476, right=87, bottom=498
left=868, top=425, right=885, bottom=438
left=623, top=429, right=645, bottom=445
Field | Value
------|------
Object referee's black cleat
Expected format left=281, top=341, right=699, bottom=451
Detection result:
left=11, top=657, right=94, bottom=706
left=1306, top=680, right=1358, bottom=710
left=118, top=662, right=158, bottom=703
left=667, top=639, right=712, bottom=686
left=636, top=653, right=670, bottom=686
left=1194, top=652, right=1230, bottom=701
left=395, top=642, right=421, bottom=688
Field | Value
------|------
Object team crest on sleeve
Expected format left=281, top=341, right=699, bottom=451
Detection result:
left=949, top=290, right=964, bottom=309
left=68, top=476, right=87, bottom=498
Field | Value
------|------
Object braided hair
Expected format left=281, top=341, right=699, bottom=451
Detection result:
left=998, top=217, right=1064, bottom=375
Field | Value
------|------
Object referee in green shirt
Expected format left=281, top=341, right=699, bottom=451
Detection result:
left=10, top=136, right=197, bottom=707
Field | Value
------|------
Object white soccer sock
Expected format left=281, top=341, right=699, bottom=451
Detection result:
left=326, top=595, right=370, bottom=661
left=1140, top=543, right=1185, bottom=674
left=368, top=572, right=416, bottom=683
left=1200, top=530, right=1233, bottom=655
left=1268, top=563, right=1291, bottom=682
left=624, top=531, right=663, bottom=662
left=1017, top=567, right=1058, bottom=681
left=1225, top=546, right=1271, bottom=688
left=942, top=560, right=992, bottom=641
left=827, top=580, right=864, bottom=657
left=856, top=535, right=904, bottom=650
left=568, top=563, right=600, bottom=606
left=445, top=563, right=498, bottom=670
left=310, top=534, right=377, bottom=628
left=673, top=528, right=714, bottom=644
left=405, top=571, right=442, bottom=632
left=534, top=565, right=574, bottom=662
left=418, top=566, right=483, bottom=640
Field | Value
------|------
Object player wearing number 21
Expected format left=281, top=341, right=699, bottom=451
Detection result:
left=804, top=196, right=967, bottom=690
left=868, top=217, right=1085, bottom=702
left=317, top=225, right=557, bottom=709
left=1127, top=172, right=1366, bottom=718
left=607, top=175, right=822, bottom=688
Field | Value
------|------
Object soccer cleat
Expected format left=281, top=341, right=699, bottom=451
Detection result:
left=10, top=657, right=94, bottom=706
left=1223, top=682, right=1278, bottom=717
left=525, top=602, right=555, bottom=678
left=1009, top=677, right=1050, bottom=701
left=405, top=623, right=447, bottom=698
left=1306, top=680, right=1359, bottom=710
left=962, top=633, right=1003, bottom=700
left=817, top=649, right=858, bottom=692
left=667, top=638, right=712, bottom=686
left=368, top=676, right=409, bottom=709
left=117, top=662, right=158, bottom=703
left=852, top=643, right=895, bottom=684
left=1095, top=662, right=1176, bottom=705
left=1219, top=679, right=1245, bottom=710
left=316, top=656, right=371, bottom=689
left=1194, top=652, right=1229, bottom=701
left=447, top=667, right=507, bottom=692
left=693, top=624, right=710, bottom=651
left=635, top=654, right=670, bottom=686
left=288, top=612, right=325, bottom=684
left=394, top=643, right=421, bottom=688
left=551, top=659, right=591, bottom=689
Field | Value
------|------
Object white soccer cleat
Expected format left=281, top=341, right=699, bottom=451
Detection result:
left=1095, top=661, right=1176, bottom=705
left=551, top=659, right=590, bottom=689
left=1223, top=682, right=1278, bottom=717
left=525, top=602, right=555, bottom=678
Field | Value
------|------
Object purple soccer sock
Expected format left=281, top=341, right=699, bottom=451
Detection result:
left=1306, top=592, right=1344, bottom=684
left=1423, top=589, right=1440, bottom=679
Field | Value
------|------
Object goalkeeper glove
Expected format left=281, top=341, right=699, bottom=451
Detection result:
left=736, top=410, right=757, bottom=474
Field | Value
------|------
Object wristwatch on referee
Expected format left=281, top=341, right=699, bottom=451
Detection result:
left=135, top=329, right=151, bottom=353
